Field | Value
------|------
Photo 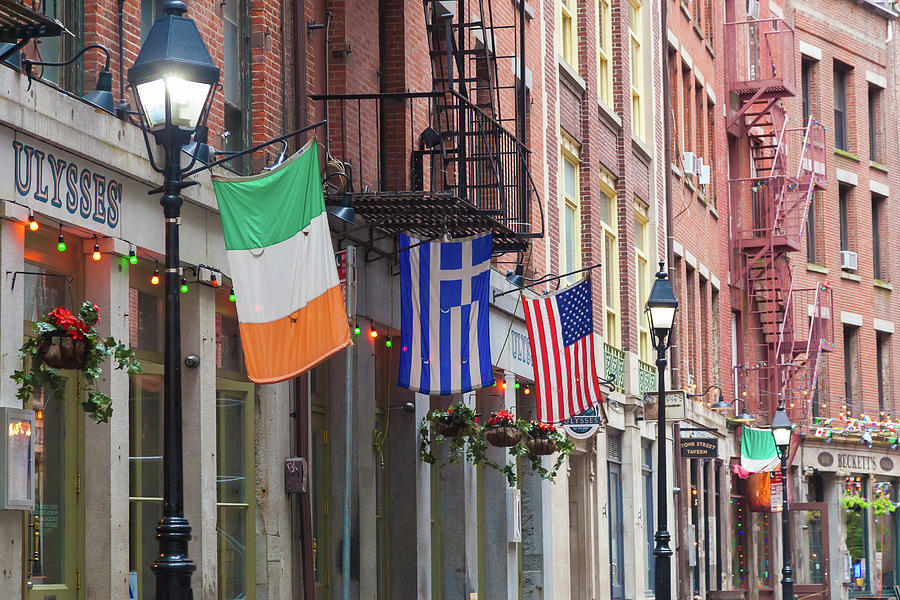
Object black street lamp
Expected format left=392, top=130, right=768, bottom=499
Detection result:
left=772, top=402, right=794, bottom=600
left=127, top=2, right=220, bottom=598
left=644, top=261, right=678, bottom=600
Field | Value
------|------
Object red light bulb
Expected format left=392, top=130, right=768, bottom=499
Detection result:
left=369, top=326, right=378, bottom=339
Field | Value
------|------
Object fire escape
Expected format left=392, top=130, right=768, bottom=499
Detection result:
left=725, top=18, right=833, bottom=427
left=313, top=0, right=541, bottom=256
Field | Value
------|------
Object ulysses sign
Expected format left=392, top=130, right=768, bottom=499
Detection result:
left=0, top=127, right=148, bottom=233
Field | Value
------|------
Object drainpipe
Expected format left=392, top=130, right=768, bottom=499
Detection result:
left=292, top=0, right=308, bottom=131
left=662, top=1, right=678, bottom=388
left=117, top=0, right=125, bottom=105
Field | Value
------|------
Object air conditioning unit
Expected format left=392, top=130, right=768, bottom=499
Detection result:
left=683, top=152, right=697, bottom=175
left=699, top=163, right=711, bottom=185
left=747, top=0, right=760, bottom=19
left=841, top=250, right=858, bottom=271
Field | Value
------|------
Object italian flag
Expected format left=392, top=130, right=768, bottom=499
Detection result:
left=740, top=427, right=780, bottom=473
left=212, top=139, right=351, bottom=384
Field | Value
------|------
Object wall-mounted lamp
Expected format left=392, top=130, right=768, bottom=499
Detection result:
left=23, top=44, right=115, bottom=114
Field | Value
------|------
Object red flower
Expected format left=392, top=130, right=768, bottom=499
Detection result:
left=487, top=409, right=516, bottom=427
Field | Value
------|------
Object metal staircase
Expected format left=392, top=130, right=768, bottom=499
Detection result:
left=726, top=17, right=831, bottom=426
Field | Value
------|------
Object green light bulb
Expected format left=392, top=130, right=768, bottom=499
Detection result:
left=129, top=253, right=138, bottom=265
left=514, top=382, right=520, bottom=389
left=180, top=279, right=188, bottom=294
left=354, top=325, right=361, bottom=336
left=386, top=339, right=392, bottom=348
left=57, top=240, right=66, bottom=252
left=229, top=289, right=236, bottom=302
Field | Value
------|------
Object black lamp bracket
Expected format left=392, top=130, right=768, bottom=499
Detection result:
left=493, top=262, right=601, bottom=298
left=22, top=43, right=111, bottom=90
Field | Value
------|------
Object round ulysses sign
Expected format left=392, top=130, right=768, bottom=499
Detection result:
left=563, top=407, right=602, bottom=440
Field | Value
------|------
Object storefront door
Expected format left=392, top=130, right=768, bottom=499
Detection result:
left=310, top=365, right=332, bottom=598
left=792, top=502, right=829, bottom=600
left=25, top=378, right=83, bottom=600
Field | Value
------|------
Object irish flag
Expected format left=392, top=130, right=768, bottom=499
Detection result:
left=740, top=427, right=780, bottom=473
left=212, top=139, right=351, bottom=384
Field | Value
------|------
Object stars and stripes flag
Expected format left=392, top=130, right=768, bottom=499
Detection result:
left=397, top=232, right=495, bottom=395
left=522, top=277, right=603, bottom=423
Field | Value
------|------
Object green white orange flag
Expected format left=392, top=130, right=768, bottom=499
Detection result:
left=740, top=427, right=780, bottom=473
left=212, top=139, right=350, bottom=384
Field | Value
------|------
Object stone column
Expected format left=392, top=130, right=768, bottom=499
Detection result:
left=0, top=211, right=25, bottom=597
left=180, top=283, right=217, bottom=598
left=415, top=392, right=433, bottom=598
left=82, top=239, right=131, bottom=599
left=254, top=381, right=294, bottom=598
left=463, top=391, right=480, bottom=595
left=622, top=423, right=648, bottom=599
left=482, top=373, right=520, bottom=600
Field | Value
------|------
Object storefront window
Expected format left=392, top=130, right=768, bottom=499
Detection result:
left=874, top=479, right=897, bottom=591
left=845, top=476, right=869, bottom=592
left=756, top=513, right=772, bottom=588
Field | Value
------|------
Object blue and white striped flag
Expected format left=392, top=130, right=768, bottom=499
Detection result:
left=398, top=232, right=494, bottom=395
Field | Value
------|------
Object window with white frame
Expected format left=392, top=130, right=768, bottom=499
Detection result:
left=599, top=175, right=619, bottom=346
left=628, top=0, right=643, bottom=138
left=561, top=140, right=582, bottom=283
left=596, top=0, right=612, bottom=106
left=559, top=0, right=577, bottom=70
left=634, top=203, right=651, bottom=362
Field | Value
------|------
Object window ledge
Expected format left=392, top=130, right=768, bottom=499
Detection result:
left=834, top=148, right=861, bottom=162
left=671, top=163, right=683, bottom=180
left=697, top=190, right=708, bottom=207
left=705, top=40, right=715, bottom=58
left=632, top=134, right=652, bottom=162
left=870, top=160, right=889, bottom=173
left=841, top=270, right=862, bottom=282
left=807, top=263, right=828, bottom=274
left=680, top=1, right=691, bottom=20
left=558, top=58, right=586, bottom=95
left=875, top=279, right=893, bottom=291
left=693, top=23, right=704, bottom=42
left=598, top=99, right=622, bottom=129
left=709, top=203, right=719, bottom=220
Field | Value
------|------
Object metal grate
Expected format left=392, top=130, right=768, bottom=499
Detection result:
left=607, top=432, right=621, bottom=462
left=0, top=0, right=68, bottom=42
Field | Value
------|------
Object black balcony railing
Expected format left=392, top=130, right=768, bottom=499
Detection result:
left=311, top=91, right=542, bottom=252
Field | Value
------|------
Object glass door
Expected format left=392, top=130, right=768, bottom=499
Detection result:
left=26, top=378, right=83, bottom=600
left=792, top=502, right=829, bottom=600
left=310, top=365, right=331, bottom=598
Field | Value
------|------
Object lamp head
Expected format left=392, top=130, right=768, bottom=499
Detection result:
left=82, top=71, right=116, bottom=114
left=128, top=1, right=220, bottom=144
left=771, top=403, right=793, bottom=450
left=327, top=193, right=355, bottom=224
left=645, top=261, right=678, bottom=335
left=505, top=265, right=525, bottom=288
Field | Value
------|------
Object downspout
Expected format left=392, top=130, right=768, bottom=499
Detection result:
left=292, top=0, right=308, bottom=131
left=117, top=0, right=125, bottom=105
left=662, top=0, right=678, bottom=388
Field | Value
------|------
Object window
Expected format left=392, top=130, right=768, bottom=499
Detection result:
left=756, top=513, right=772, bottom=588
left=223, top=0, right=251, bottom=173
left=874, top=479, right=897, bottom=589
left=731, top=479, right=747, bottom=589
left=217, top=383, right=256, bottom=598
left=873, top=193, right=887, bottom=280
left=559, top=0, right=577, bottom=69
left=643, top=444, right=655, bottom=593
left=844, top=476, right=869, bottom=593
left=141, top=0, right=162, bottom=42
left=877, top=331, right=892, bottom=417
left=869, top=85, right=883, bottom=163
left=37, top=0, right=79, bottom=90
left=599, top=185, right=619, bottom=345
left=834, top=62, right=850, bottom=151
left=806, top=192, right=820, bottom=264
left=690, top=460, right=701, bottom=593
left=839, top=184, right=853, bottom=255
left=801, top=58, right=815, bottom=125
left=706, top=101, right=716, bottom=201
left=844, top=324, right=860, bottom=418
left=695, top=81, right=705, bottom=163
left=129, top=371, right=164, bottom=600
left=628, top=0, right=643, bottom=138
left=682, top=66, right=693, bottom=158
left=596, top=0, right=612, bottom=105
left=561, top=142, right=581, bottom=282
left=635, top=205, right=651, bottom=362
left=703, top=0, right=713, bottom=40
left=685, top=267, right=697, bottom=391
left=607, top=434, right=625, bottom=600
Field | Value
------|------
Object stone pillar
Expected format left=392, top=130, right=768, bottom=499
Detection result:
left=622, top=423, right=647, bottom=599
left=483, top=374, right=520, bottom=600
left=254, top=381, right=294, bottom=598
left=415, top=392, right=433, bottom=598
left=439, top=399, right=468, bottom=598
left=0, top=212, right=25, bottom=597
left=82, top=241, right=131, bottom=599
left=357, top=338, right=377, bottom=600
left=462, top=390, right=480, bottom=596
left=180, top=283, right=217, bottom=598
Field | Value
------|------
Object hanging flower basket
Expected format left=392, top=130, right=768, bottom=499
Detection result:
left=485, top=410, right=521, bottom=447
left=37, top=335, right=89, bottom=370
left=486, top=425, right=522, bottom=447
left=13, top=302, right=142, bottom=424
left=435, top=421, right=464, bottom=437
left=525, top=437, right=557, bottom=455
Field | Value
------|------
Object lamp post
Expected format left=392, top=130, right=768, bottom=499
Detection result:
left=772, top=402, right=794, bottom=600
left=127, top=2, right=220, bottom=598
left=645, top=261, right=679, bottom=600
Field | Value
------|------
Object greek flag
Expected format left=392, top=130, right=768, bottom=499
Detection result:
left=398, top=232, right=494, bottom=395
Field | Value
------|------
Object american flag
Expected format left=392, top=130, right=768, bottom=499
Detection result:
left=522, top=277, right=603, bottom=423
